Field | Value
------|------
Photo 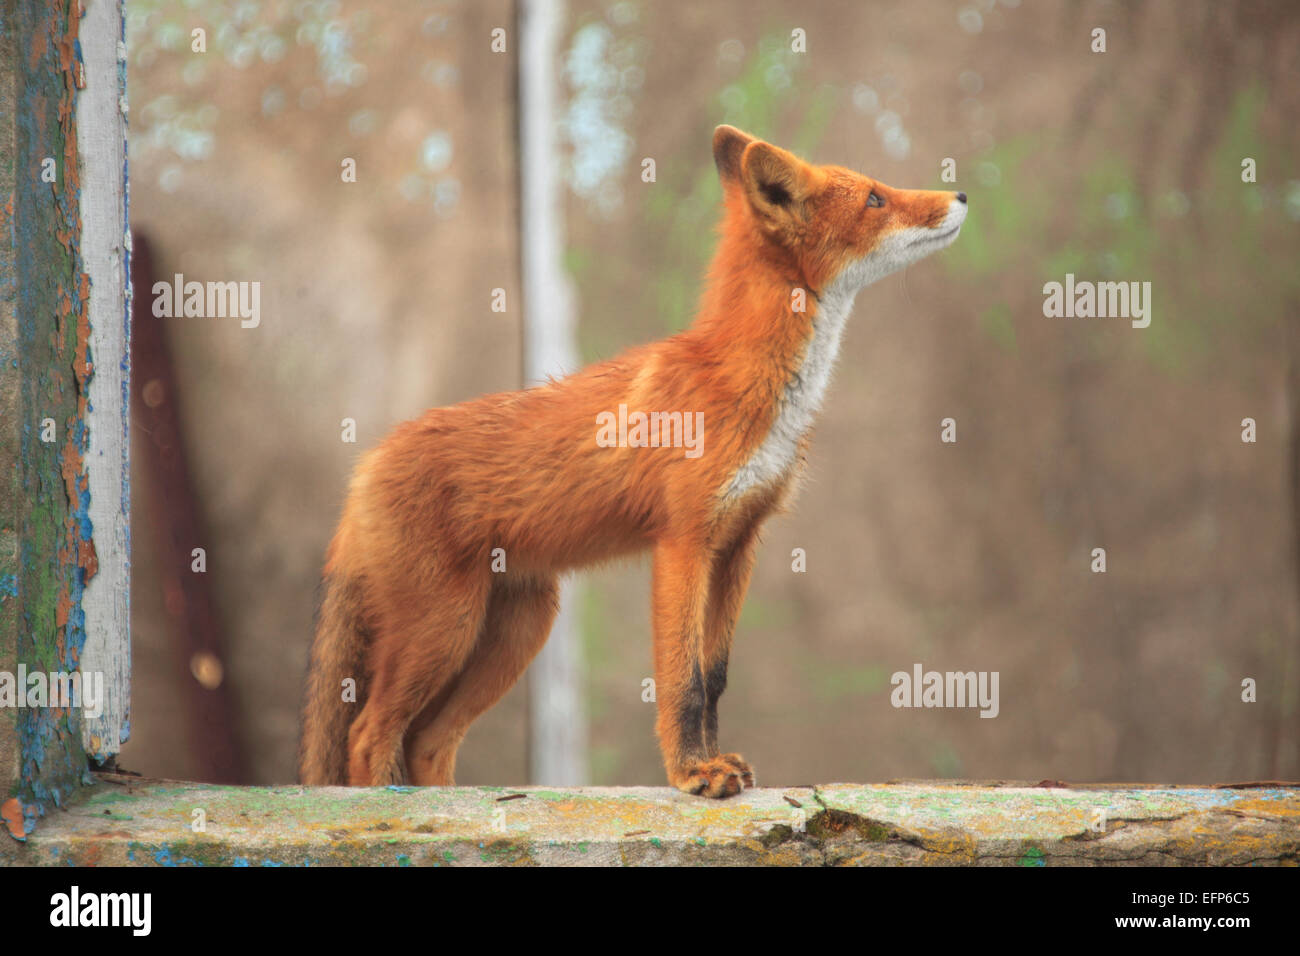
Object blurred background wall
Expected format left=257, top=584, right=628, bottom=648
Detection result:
left=120, top=0, right=1300, bottom=786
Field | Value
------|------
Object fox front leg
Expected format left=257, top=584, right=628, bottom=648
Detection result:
left=651, top=537, right=753, bottom=797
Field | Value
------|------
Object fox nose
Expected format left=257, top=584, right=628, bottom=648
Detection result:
left=955, top=192, right=967, bottom=204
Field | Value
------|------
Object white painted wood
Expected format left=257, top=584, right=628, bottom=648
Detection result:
left=518, top=0, right=587, bottom=786
left=78, top=0, right=130, bottom=759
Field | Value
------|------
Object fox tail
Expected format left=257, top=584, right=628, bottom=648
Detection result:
left=299, top=572, right=368, bottom=785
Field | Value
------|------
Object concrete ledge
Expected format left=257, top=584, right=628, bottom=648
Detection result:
left=3, top=774, right=1297, bottom=866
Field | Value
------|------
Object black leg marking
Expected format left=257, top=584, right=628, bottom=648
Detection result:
left=703, top=655, right=728, bottom=755
left=675, top=664, right=708, bottom=763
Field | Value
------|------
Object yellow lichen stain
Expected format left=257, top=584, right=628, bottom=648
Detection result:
left=672, top=803, right=759, bottom=831
left=1163, top=810, right=1298, bottom=865
left=752, top=843, right=807, bottom=866
left=543, top=798, right=666, bottom=832
left=1230, top=797, right=1300, bottom=819
left=911, top=829, right=979, bottom=862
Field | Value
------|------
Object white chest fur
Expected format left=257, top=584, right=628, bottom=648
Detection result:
left=722, top=271, right=859, bottom=500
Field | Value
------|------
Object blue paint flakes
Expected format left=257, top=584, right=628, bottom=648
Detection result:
left=152, top=846, right=204, bottom=867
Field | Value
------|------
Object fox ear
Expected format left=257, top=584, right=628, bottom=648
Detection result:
left=712, top=125, right=756, bottom=184
left=740, top=141, right=816, bottom=228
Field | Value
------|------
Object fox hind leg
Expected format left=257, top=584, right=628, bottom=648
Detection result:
left=346, top=569, right=492, bottom=786
left=404, top=575, right=560, bottom=786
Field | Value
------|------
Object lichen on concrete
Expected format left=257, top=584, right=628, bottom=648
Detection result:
left=1, top=775, right=1296, bottom=866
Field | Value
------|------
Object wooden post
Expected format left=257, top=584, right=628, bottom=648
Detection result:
left=517, top=0, right=588, bottom=786
left=0, top=0, right=20, bottom=813
left=0, top=0, right=128, bottom=838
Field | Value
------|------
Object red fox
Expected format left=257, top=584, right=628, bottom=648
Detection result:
left=299, top=126, right=967, bottom=797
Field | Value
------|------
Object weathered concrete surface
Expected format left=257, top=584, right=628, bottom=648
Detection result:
left=2, top=774, right=1296, bottom=865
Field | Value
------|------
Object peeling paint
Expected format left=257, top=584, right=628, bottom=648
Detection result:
left=2, top=0, right=97, bottom=835
left=1, top=796, right=25, bottom=840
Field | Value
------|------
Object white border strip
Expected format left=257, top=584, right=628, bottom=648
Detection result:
left=78, top=0, right=130, bottom=758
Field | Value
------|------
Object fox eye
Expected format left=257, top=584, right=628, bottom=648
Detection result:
left=866, top=191, right=885, bottom=208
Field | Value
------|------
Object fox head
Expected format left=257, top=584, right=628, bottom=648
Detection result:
left=712, top=125, right=966, bottom=299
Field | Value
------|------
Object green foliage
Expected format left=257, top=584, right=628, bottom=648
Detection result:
left=797, top=657, right=890, bottom=703
left=929, top=742, right=963, bottom=778
left=643, top=30, right=827, bottom=333
left=587, top=744, right=623, bottom=785
left=941, top=135, right=1051, bottom=280
left=736, top=593, right=799, bottom=633
left=562, top=245, right=592, bottom=281
left=979, top=302, right=1016, bottom=354
left=947, top=84, right=1298, bottom=376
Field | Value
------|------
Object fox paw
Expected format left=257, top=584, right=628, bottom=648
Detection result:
left=673, top=754, right=755, bottom=798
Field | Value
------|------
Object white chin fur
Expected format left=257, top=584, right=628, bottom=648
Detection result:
left=837, top=197, right=968, bottom=291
